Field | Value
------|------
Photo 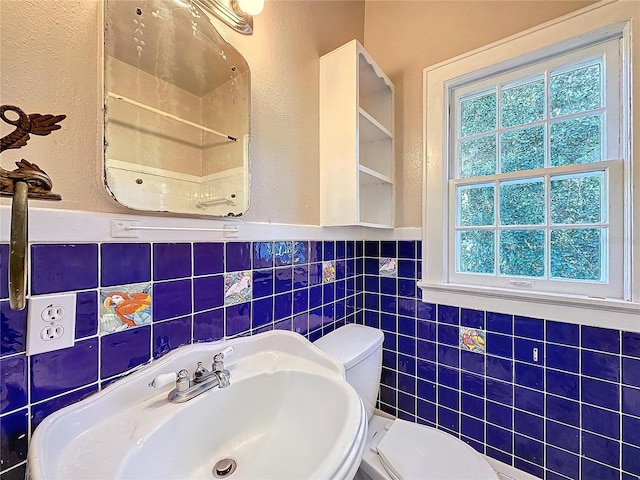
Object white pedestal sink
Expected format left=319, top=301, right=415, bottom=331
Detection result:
left=28, top=331, right=368, bottom=480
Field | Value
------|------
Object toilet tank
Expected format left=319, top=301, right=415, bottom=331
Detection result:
left=314, top=324, right=384, bottom=419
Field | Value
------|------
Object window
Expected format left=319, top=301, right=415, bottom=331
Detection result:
left=449, top=41, right=623, bottom=299
left=420, top=2, right=639, bottom=329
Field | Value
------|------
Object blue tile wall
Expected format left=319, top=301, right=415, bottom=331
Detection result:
left=0, top=239, right=363, bottom=478
left=2, top=237, right=640, bottom=480
left=362, top=240, right=640, bottom=480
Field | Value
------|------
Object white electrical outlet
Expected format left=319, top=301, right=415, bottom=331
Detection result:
left=40, top=325, right=65, bottom=341
left=26, top=293, right=77, bottom=356
left=41, top=305, right=66, bottom=322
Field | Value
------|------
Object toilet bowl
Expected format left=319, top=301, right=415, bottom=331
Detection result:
left=355, top=413, right=498, bottom=480
left=315, top=324, right=498, bottom=480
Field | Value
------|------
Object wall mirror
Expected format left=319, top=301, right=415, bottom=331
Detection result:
left=104, top=0, right=250, bottom=216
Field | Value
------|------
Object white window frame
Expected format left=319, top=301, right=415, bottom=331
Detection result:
left=449, top=40, right=622, bottom=298
left=419, top=1, right=640, bottom=331
left=449, top=161, right=624, bottom=297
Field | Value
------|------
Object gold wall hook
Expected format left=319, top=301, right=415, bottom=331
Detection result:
left=1, top=104, right=65, bottom=310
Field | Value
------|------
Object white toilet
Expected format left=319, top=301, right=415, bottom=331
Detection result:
left=314, top=324, right=499, bottom=480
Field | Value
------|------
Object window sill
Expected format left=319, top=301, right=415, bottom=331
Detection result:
left=417, top=281, right=640, bottom=332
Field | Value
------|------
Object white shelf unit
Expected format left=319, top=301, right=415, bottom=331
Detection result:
left=319, top=40, right=394, bottom=228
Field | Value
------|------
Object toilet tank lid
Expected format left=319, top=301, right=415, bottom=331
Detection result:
left=314, top=324, right=384, bottom=369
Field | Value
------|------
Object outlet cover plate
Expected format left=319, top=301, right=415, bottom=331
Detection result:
left=26, top=293, right=77, bottom=356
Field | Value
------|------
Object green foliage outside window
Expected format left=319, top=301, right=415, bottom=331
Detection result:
left=501, top=80, right=545, bottom=128
left=500, top=230, right=546, bottom=277
left=501, top=126, right=545, bottom=173
left=500, top=180, right=545, bottom=226
left=456, top=61, right=606, bottom=280
left=458, top=230, right=495, bottom=274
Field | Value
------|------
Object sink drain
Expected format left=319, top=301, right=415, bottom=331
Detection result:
left=213, top=458, right=237, bottom=478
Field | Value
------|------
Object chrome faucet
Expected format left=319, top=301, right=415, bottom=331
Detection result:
left=149, top=347, right=234, bottom=404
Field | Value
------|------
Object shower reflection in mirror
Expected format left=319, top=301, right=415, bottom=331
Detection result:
left=104, top=0, right=251, bottom=217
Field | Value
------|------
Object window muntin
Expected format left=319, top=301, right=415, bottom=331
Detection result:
left=448, top=40, right=622, bottom=297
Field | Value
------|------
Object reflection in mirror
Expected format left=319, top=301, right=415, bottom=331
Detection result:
left=104, top=0, right=250, bottom=216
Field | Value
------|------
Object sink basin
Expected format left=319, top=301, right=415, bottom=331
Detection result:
left=28, top=331, right=367, bottom=480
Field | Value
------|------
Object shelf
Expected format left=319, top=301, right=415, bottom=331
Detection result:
left=359, top=165, right=392, bottom=185
left=358, top=51, right=393, bottom=132
left=359, top=177, right=393, bottom=228
left=358, top=222, right=394, bottom=229
left=107, top=92, right=237, bottom=142
left=319, top=39, right=394, bottom=228
left=358, top=108, right=393, bottom=178
left=359, top=108, right=392, bottom=142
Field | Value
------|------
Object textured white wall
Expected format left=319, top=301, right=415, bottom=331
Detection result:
left=0, top=0, right=117, bottom=213
left=0, top=0, right=594, bottom=227
left=209, top=1, right=367, bottom=224
left=363, top=0, right=596, bottom=227
left=0, top=0, right=365, bottom=225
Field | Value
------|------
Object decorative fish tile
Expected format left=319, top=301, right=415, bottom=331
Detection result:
left=379, top=258, right=397, bottom=277
left=224, top=271, right=252, bottom=306
left=323, top=261, right=336, bottom=283
left=460, top=327, right=486, bottom=354
left=99, top=283, right=152, bottom=334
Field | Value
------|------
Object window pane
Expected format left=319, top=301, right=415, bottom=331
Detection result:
left=500, top=179, right=545, bottom=225
left=458, top=230, right=495, bottom=274
left=550, top=114, right=602, bottom=166
left=551, top=228, right=603, bottom=281
left=459, top=135, right=497, bottom=178
left=500, top=126, right=545, bottom=173
left=501, top=79, right=544, bottom=128
left=551, top=173, right=603, bottom=224
left=550, top=64, right=601, bottom=117
left=460, top=92, right=496, bottom=137
left=499, top=229, right=545, bottom=277
left=458, top=185, right=495, bottom=226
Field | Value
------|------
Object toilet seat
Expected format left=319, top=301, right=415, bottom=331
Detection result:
left=368, top=419, right=498, bottom=480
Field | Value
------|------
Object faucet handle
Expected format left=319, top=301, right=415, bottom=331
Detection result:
left=175, top=369, right=190, bottom=392
left=214, top=346, right=234, bottom=361
left=148, top=372, right=177, bottom=389
left=194, top=361, right=209, bottom=380
left=213, top=346, right=234, bottom=374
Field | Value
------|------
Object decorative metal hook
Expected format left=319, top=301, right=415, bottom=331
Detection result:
left=0, top=105, right=65, bottom=310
